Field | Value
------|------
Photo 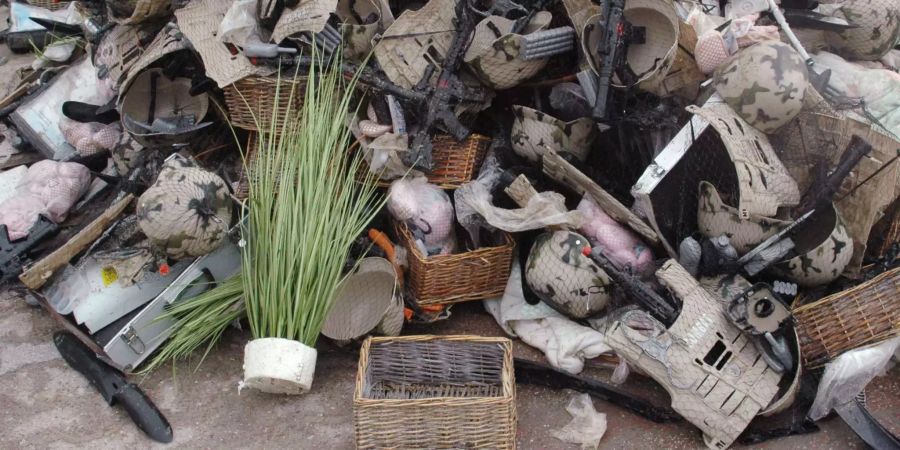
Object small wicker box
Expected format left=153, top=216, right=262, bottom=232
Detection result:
left=359, top=133, right=491, bottom=190
left=354, top=335, right=516, bottom=450
left=793, top=266, right=900, bottom=369
left=395, top=221, right=513, bottom=305
left=224, top=75, right=306, bottom=132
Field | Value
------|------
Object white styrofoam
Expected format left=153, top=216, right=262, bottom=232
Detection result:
left=242, top=338, right=317, bottom=395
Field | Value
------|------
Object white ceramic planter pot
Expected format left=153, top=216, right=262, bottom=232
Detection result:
left=242, top=337, right=317, bottom=394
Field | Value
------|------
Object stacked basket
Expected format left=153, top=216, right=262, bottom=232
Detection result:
left=394, top=221, right=514, bottom=306
left=358, top=134, right=491, bottom=189
left=224, top=75, right=307, bottom=132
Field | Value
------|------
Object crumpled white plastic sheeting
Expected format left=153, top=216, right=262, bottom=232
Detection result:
left=551, top=393, right=608, bottom=450
left=808, top=336, right=900, bottom=421
left=455, top=155, right=584, bottom=237
left=813, top=51, right=900, bottom=137
left=0, top=160, right=90, bottom=240
left=483, top=259, right=612, bottom=374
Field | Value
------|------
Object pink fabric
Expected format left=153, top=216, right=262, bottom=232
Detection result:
left=60, top=120, right=122, bottom=156
left=695, top=30, right=731, bottom=74
left=0, top=160, right=91, bottom=240
left=577, top=196, right=654, bottom=273
left=388, top=177, right=457, bottom=255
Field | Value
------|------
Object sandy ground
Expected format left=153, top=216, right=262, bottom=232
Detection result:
left=2, top=287, right=898, bottom=450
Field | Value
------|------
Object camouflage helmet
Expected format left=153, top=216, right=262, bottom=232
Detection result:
left=463, top=12, right=552, bottom=90
left=697, top=181, right=790, bottom=254
left=510, top=105, right=597, bottom=163
left=525, top=231, right=611, bottom=319
left=774, top=204, right=853, bottom=288
left=825, top=0, right=900, bottom=61
left=137, top=158, right=233, bottom=259
left=713, top=41, right=809, bottom=134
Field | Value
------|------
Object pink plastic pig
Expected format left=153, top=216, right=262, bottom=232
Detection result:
left=577, top=196, right=654, bottom=273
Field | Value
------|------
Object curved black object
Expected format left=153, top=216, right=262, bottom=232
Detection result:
left=53, top=332, right=173, bottom=443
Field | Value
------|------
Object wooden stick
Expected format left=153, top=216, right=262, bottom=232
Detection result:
left=20, top=194, right=134, bottom=290
left=541, top=150, right=659, bottom=244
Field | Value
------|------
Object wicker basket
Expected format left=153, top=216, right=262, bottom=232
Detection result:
left=358, top=133, right=491, bottom=189
left=395, top=221, right=513, bottom=305
left=354, top=335, right=516, bottom=450
left=793, top=266, right=900, bottom=369
left=26, top=0, right=71, bottom=10
left=224, top=76, right=306, bottom=131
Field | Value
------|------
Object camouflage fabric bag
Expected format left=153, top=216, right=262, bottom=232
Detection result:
left=510, top=105, right=596, bottom=163
left=713, top=41, right=809, bottom=134
left=525, top=231, right=611, bottom=319
left=337, top=0, right=383, bottom=62
left=825, top=0, right=900, bottom=61
left=137, top=158, right=233, bottom=259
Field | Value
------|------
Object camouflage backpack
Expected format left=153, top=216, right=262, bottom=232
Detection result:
left=525, top=231, right=611, bottom=319
left=713, top=41, right=809, bottom=134
left=137, top=158, right=233, bottom=259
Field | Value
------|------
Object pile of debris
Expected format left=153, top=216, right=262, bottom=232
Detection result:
left=0, top=0, right=897, bottom=448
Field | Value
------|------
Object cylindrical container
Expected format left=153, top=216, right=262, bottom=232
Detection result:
left=242, top=337, right=317, bottom=394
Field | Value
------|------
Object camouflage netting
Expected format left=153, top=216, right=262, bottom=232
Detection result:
left=137, top=158, right=233, bottom=259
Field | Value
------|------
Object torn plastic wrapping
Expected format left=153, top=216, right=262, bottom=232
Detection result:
left=217, top=0, right=263, bottom=46
left=455, top=154, right=584, bottom=241
left=808, top=336, right=900, bottom=421
left=551, top=393, right=608, bottom=450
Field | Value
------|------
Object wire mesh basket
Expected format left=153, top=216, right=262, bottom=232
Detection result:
left=358, top=134, right=491, bottom=189
left=793, top=266, right=900, bottom=369
left=354, top=335, right=516, bottom=450
left=223, top=75, right=306, bottom=131
left=394, top=221, right=513, bottom=305
left=26, top=0, right=71, bottom=10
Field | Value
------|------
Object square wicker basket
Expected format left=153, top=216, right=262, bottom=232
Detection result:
left=394, top=221, right=513, bottom=305
left=354, top=335, right=516, bottom=450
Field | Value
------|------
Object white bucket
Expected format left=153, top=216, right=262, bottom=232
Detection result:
left=241, top=338, right=317, bottom=395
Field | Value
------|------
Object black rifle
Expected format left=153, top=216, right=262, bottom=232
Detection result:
left=0, top=215, right=59, bottom=284
left=404, top=0, right=486, bottom=171
left=590, top=0, right=644, bottom=122
left=795, top=134, right=872, bottom=218
left=588, top=247, right=679, bottom=326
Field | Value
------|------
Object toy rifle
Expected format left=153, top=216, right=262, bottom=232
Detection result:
left=404, top=0, right=485, bottom=172
left=590, top=0, right=644, bottom=122
left=795, top=134, right=872, bottom=217
left=0, top=215, right=59, bottom=285
left=588, top=247, right=679, bottom=326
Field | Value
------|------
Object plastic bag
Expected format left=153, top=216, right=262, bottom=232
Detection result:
left=808, top=336, right=900, bottom=421
left=455, top=155, right=584, bottom=240
left=387, top=177, right=456, bottom=255
left=218, top=0, right=261, bottom=46
left=551, top=393, right=607, bottom=450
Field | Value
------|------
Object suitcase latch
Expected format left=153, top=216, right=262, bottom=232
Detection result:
left=120, top=326, right=146, bottom=355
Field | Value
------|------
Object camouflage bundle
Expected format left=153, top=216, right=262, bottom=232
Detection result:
left=137, top=158, right=233, bottom=259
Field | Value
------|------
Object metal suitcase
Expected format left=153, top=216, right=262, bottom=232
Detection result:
left=94, top=241, right=241, bottom=372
